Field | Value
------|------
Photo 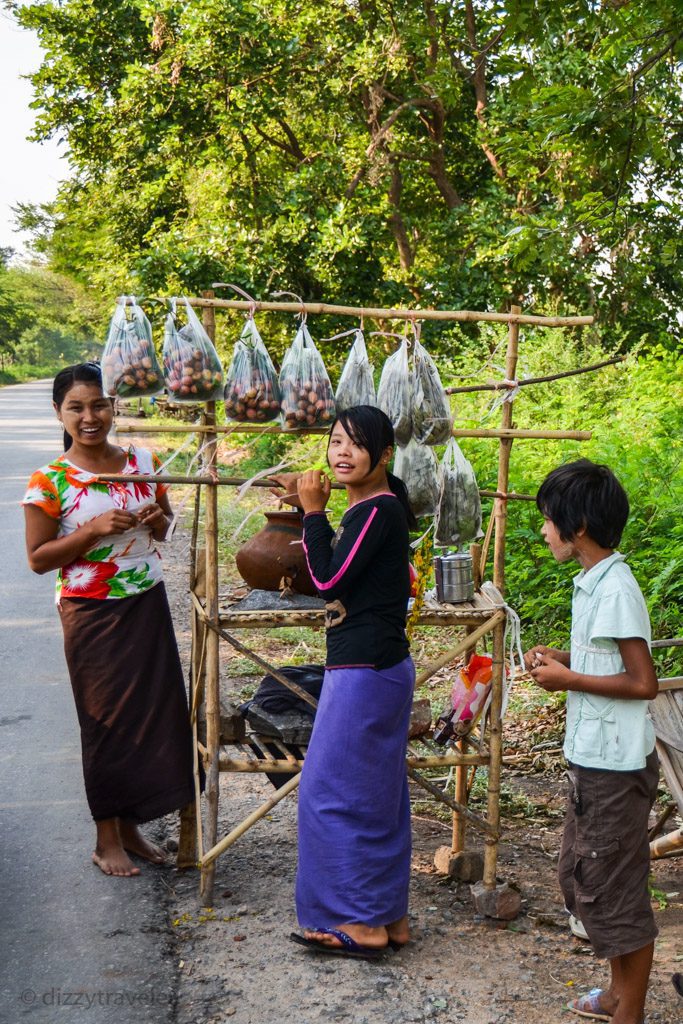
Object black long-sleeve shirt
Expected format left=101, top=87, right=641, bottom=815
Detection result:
left=302, top=494, right=411, bottom=670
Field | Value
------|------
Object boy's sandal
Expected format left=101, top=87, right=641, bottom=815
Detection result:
left=566, top=988, right=612, bottom=1021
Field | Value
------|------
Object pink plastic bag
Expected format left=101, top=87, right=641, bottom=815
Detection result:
left=450, top=654, right=493, bottom=737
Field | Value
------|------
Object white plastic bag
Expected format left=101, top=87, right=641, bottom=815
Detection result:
left=101, top=296, right=163, bottom=398
left=394, top=438, right=439, bottom=518
left=162, top=298, right=224, bottom=402
left=411, top=338, right=452, bottom=444
left=435, top=438, right=483, bottom=547
left=335, top=330, right=376, bottom=411
left=279, top=322, right=336, bottom=428
left=377, top=337, right=412, bottom=445
left=224, top=318, right=281, bottom=423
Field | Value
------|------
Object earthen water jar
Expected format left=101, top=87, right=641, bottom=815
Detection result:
left=235, top=510, right=317, bottom=596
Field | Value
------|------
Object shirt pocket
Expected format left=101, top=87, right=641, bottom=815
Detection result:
left=573, top=837, right=621, bottom=904
left=572, top=700, right=619, bottom=760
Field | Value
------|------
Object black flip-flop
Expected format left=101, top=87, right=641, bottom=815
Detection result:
left=290, top=928, right=385, bottom=960
left=673, top=973, right=683, bottom=998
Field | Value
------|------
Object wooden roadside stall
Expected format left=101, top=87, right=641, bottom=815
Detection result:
left=649, top=639, right=683, bottom=860
left=109, top=292, right=601, bottom=906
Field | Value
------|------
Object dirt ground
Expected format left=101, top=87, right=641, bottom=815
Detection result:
left=148, top=519, right=683, bottom=1024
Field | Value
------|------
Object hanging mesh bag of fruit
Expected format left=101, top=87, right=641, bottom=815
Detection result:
left=162, top=298, right=224, bottom=402
left=279, top=320, right=336, bottom=428
left=335, top=329, right=376, bottom=412
left=394, top=437, right=439, bottom=518
left=377, top=336, right=413, bottom=445
left=434, top=438, right=483, bottom=548
left=224, top=318, right=281, bottom=423
left=101, top=296, right=163, bottom=398
left=411, top=337, right=452, bottom=444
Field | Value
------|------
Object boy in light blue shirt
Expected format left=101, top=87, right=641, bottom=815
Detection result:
left=524, top=459, right=658, bottom=1024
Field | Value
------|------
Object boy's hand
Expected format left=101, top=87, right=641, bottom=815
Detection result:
left=530, top=653, right=572, bottom=692
left=523, top=644, right=570, bottom=670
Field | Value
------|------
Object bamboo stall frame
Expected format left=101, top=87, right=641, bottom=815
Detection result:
left=103, top=291, right=604, bottom=905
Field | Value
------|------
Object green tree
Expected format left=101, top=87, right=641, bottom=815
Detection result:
left=0, top=261, right=102, bottom=368
left=8, top=0, right=683, bottom=349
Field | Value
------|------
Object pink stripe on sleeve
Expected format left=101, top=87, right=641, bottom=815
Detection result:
left=304, top=505, right=378, bottom=591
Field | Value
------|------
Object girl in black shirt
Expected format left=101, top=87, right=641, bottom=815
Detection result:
left=275, top=406, right=416, bottom=959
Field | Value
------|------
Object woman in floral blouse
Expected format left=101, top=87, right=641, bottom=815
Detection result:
left=23, top=362, right=194, bottom=877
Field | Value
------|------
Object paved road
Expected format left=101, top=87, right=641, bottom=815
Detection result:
left=0, top=382, right=178, bottom=1023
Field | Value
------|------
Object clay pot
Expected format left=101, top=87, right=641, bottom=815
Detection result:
left=235, top=510, right=317, bottom=596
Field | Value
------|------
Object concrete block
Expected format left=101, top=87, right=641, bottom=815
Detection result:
left=434, top=846, right=484, bottom=882
left=470, top=880, right=522, bottom=921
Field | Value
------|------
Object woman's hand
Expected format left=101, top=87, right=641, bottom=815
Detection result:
left=136, top=503, right=166, bottom=529
left=136, top=501, right=171, bottom=541
left=90, top=509, right=139, bottom=537
left=297, top=470, right=331, bottom=513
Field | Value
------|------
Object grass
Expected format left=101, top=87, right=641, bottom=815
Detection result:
left=0, top=363, right=60, bottom=385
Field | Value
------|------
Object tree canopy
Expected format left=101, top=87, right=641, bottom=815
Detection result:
left=8, top=0, right=683, bottom=349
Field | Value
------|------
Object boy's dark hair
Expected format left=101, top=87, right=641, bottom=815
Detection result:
left=536, top=458, right=629, bottom=549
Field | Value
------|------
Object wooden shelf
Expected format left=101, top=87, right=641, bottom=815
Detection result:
left=216, top=588, right=504, bottom=629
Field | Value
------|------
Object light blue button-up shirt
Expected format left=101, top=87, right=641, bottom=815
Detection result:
left=565, top=552, right=656, bottom=771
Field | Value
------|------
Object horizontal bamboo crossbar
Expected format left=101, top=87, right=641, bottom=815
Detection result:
left=214, top=751, right=491, bottom=772
left=179, top=295, right=594, bottom=327
left=96, top=471, right=536, bottom=502
left=114, top=422, right=591, bottom=441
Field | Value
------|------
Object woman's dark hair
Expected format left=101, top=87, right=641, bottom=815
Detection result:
left=53, top=362, right=105, bottom=451
left=536, top=458, right=629, bottom=549
left=330, top=405, right=418, bottom=529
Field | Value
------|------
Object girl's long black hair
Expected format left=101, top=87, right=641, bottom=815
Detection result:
left=330, top=405, right=417, bottom=529
left=53, top=362, right=104, bottom=451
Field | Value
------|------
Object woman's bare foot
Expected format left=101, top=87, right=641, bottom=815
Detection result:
left=303, top=922, right=389, bottom=950
left=92, top=819, right=140, bottom=877
left=386, top=915, right=411, bottom=947
left=118, top=820, right=167, bottom=864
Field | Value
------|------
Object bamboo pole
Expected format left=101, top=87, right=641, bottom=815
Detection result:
left=215, top=751, right=492, bottom=772
left=414, top=611, right=506, bottom=686
left=98, top=472, right=537, bottom=503
left=452, top=620, right=479, bottom=855
left=483, top=305, right=520, bottom=889
left=445, top=356, right=625, bottom=394
left=174, top=294, right=594, bottom=327
left=406, top=768, right=499, bottom=838
left=200, top=772, right=303, bottom=868
left=199, top=293, right=221, bottom=904
left=649, top=827, right=683, bottom=860
left=114, top=422, right=591, bottom=441
left=657, top=677, right=683, bottom=691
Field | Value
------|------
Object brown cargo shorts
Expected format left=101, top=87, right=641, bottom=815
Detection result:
left=558, top=749, right=659, bottom=960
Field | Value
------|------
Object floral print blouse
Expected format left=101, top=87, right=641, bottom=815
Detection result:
left=22, top=446, right=169, bottom=601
